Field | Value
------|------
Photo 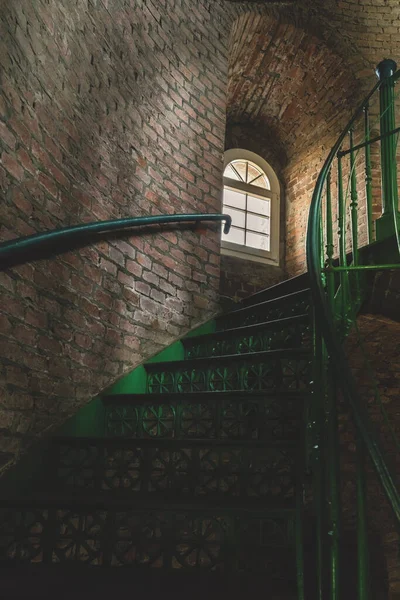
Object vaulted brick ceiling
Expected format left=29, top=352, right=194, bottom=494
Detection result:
left=227, top=12, right=358, bottom=162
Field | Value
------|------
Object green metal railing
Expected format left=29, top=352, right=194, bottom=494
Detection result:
left=306, top=59, right=400, bottom=599
left=0, top=213, right=231, bottom=270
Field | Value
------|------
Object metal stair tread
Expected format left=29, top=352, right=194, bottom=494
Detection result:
left=0, top=563, right=299, bottom=599
left=182, top=314, right=310, bottom=346
left=102, top=390, right=309, bottom=404
left=219, top=288, right=311, bottom=318
left=51, top=436, right=299, bottom=449
left=0, top=491, right=298, bottom=513
left=239, top=273, right=309, bottom=308
left=144, top=347, right=312, bottom=372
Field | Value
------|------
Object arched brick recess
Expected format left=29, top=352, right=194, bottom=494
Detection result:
left=226, top=11, right=379, bottom=275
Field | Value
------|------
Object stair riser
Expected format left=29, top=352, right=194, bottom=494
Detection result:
left=104, top=396, right=303, bottom=440
left=184, top=321, right=311, bottom=359
left=0, top=507, right=295, bottom=575
left=52, top=442, right=296, bottom=502
left=146, top=357, right=312, bottom=395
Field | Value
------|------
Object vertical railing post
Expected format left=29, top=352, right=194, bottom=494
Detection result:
left=312, top=315, right=326, bottom=600
left=326, top=169, right=335, bottom=310
left=356, top=432, right=370, bottom=600
left=349, top=128, right=360, bottom=302
left=364, top=105, right=373, bottom=244
left=349, top=128, right=359, bottom=263
left=325, top=212, right=341, bottom=600
left=375, top=58, right=399, bottom=240
left=337, top=151, right=349, bottom=331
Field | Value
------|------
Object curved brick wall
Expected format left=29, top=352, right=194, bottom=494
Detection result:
left=1, top=0, right=399, bottom=470
left=0, top=0, right=233, bottom=467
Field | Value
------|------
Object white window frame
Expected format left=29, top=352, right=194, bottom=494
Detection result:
left=221, top=149, right=280, bottom=266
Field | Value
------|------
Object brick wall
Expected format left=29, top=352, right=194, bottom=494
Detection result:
left=0, top=0, right=233, bottom=469
left=220, top=255, right=285, bottom=303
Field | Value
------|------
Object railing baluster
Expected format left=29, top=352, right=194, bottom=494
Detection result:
left=325, top=168, right=341, bottom=599
left=349, top=128, right=359, bottom=263
left=326, top=169, right=334, bottom=309
left=337, top=151, right=349, bottom=328
left=349, top=128, right=360, bottom=301
left=375, top=59, right=399, bottom=240
left=320, top=193, right=326, bottom=288
left=356, top=433, right=370, bottom=600
left=364, top=104, right=373, bottom=243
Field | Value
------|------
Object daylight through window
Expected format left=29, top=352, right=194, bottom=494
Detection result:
left=221, top=151, right=280, bottom=263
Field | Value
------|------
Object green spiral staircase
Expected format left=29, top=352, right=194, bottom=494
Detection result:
left=0, top=276, right=312, bottom=599
left=1, top=60, right=400, bottom=599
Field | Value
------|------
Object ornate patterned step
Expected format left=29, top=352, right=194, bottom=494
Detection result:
left=48, top=438, right=297, bottom=503
left=0, top=503, right=296, bottom=576
left=144, top=350, right=312, bottom=395
left=183, top=315, right=311, bottom=359
left=102, top=392, right=304, bottom=440
left=218, top=289, right=311, bottom=330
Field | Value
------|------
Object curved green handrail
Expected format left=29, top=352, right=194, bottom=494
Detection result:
left=306, top=75, right=400, bottom=524
left=0, top=213, right=231, bottom=269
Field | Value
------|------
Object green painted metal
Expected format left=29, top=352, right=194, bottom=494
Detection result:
left=327, top=263, right=400, bottom=272
left=338, top=124, right=400, bottom=157
left=325, top=251, right=341, bottom=600
left=104, top=364, right=147, bottom=396
left=337, top=152, right=350, bottom=329
left=364, top=105, right=373, bottom=243
left=375, top=59, right=399, bottom=241
left=58, top=397, right=105, bottom=437
left=311, top=317, right=325, bottom=600
left=105, top=321, right=217, bottom=397
left=295, top=462, right=305, bottom=600
left=349, top=127, right=360, bottom=303
left=325, top=169, right=335, bottom=310
left=326, top=376, right=341, bottom=600
left=356, top=433, right=370, bottom=600
left=0, top=213, right=231, bottom=268
left=306, top=62, right=400, bottom=596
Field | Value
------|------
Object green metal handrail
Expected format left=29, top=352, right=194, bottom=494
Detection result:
left=306, top=62, right=400, bottom=598
left=0, top=213, right=231, bottom=269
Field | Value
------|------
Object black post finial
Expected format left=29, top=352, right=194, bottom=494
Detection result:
left=376, top=59, right=397, bottom=80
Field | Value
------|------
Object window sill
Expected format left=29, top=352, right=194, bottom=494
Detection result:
left=221, top=245, right=280, bottom=266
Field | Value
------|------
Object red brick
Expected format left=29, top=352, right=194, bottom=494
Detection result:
left=126, top=260, right=143, bottom=278
left=38, top=172, right=58, bottom=198
left=0, top=121, right=16, bottom=149
left=1, top=152, right=24, bottom=181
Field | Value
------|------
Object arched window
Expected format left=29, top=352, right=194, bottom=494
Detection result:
left=221, top=149, right=280, bottom=264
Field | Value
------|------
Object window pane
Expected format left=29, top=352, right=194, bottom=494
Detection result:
left=224, top=164, right=240, bottom=180
left=230, top=160, right=247, bottom=182
left=247, top=162, right=263, bottom=184
left=246, top=231, right=270, bottom=251
left=222, top=226, right=245, bottom=245
left=223, top=188, right=246, bottom=209
left=251, top=174, right=270, bottom=190
left=223, top=206, right=245, bottom=228
left=247, top=195, right=270, bottom=217
left=247, top=212, right=270, bottom=235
